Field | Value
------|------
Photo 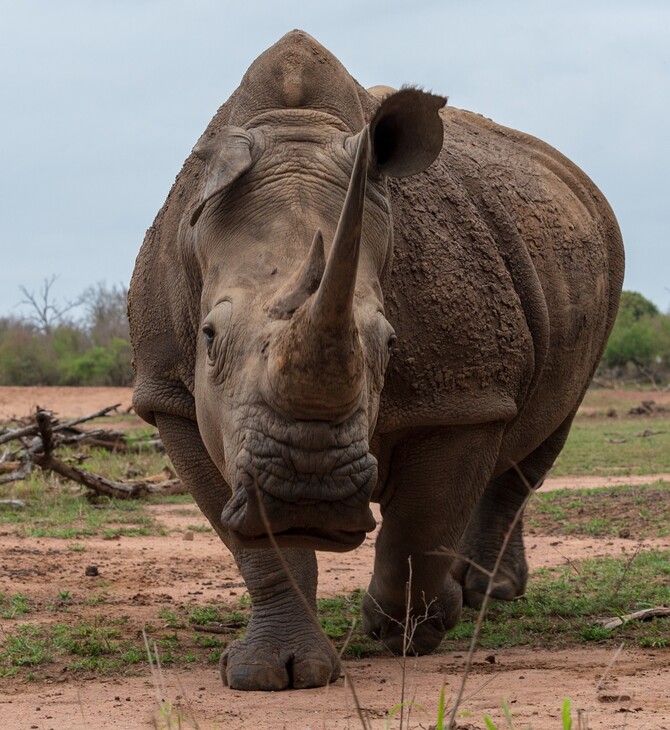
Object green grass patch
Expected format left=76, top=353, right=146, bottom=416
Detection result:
left=443, top=550, right=670, bottom=651
left=0, top=617, right=153, bottom=678
left=0, top=625, right=52, bottom=672
left=67, top=443, right=168, bottom=481
left=552, top=415, right=670, bottom=476
left=3, top=551, right=667, bottom=680
left=0, top=593, right=30, bottom=619
left=527, top=482, right=670, bottom=537
left=0, top=469, right=165, bottom=538
left=318, top=590, right=375, bottom=658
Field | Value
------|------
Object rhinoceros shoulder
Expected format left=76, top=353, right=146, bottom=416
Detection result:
left=377, top=105, right=623, bottom=436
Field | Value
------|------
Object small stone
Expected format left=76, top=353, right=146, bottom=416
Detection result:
left=183, top=531, right=194, bottom=541
left=484, top=654, right=496, bottom=664
left=85, top=565, right=99, bottom=577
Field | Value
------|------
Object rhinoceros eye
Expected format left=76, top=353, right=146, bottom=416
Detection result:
left=387, top=333, right=397, bottom=353
left=202, top=323, right=215, bottom=354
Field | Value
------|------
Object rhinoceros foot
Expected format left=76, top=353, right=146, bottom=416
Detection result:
left=221, top=618, right=339, bottom=690
left=361, top=575, right=462, bottom=655
left=452, top=543, right=528, bottom=610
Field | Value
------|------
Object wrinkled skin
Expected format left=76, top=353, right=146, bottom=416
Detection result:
left=129, top=31, right=624, bottom=690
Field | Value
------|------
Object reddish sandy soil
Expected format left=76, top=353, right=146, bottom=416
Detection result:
left=0, top=387, right=135, bottom=421
left=1, top=387, right=669, bottom=729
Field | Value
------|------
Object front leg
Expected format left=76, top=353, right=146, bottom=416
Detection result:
left=363, top=425, right=503, bottom=654
left=223, top=546, right=339, bottom=690
left=155, top=413, right=339, bottom=689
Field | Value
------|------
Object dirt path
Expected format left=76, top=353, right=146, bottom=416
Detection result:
left=2, top=504, right=669, bottom=729
left=2, top=387, right=670, bottom=728
left=544, top=473, right=670, bottom=491
left=3, top=648, right=668, bottom=730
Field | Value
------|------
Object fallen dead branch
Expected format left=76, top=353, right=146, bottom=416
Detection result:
left=0, top=406, right=186, bottom=499
left=599, top=606, right=670, bottom=630
left=0, top=404, right=163, bottom=453
left=0, top=404, right=120, bottom=445
left=192, top=620, right=246, bottom=634
left=0, top=499, right=28, bottom=508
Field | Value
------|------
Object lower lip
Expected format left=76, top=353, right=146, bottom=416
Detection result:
left=229, top=527, right=367, bottom=553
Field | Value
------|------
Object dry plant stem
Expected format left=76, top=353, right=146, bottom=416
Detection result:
left=577, top=708, right=587, bottom=730
left=174, top=672, right=201, bottom=730
left=610, top=543, right=642, bottom=600
left=595, top=642, right=625, bottom=693
left=143, top=628, right=164, bottom=709
left=550, top=545, right=583, bottom=578
left=446, top=465, right=536, bottom=729
left=76, top=689, right=89, bottom=730
left=251, top=486, right=371, bottom=730
left=399, top=557, right=413, bottom=730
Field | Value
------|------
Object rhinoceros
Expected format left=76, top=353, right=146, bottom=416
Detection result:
left=128, top=30, right=624, bottom=690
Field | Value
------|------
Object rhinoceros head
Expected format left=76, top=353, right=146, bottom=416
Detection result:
left=188, top=31, right=444, bottom=551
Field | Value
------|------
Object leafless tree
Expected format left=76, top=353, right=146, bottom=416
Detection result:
left=80, top=281, right=129, bottom=344
left=18, top=275, right=82, bottom=335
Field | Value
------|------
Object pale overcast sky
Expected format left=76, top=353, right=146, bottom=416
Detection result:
left=1, top=0, right=668, bottom=318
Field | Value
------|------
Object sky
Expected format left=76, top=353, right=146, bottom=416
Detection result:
left=1, top=0, right=669, bottom=320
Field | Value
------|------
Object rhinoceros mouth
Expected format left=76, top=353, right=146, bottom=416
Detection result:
left=221, top=477, right=377, bottom=552
left=228, top=525, right=368, bottom=553
left=220, top=408, right=378, bottom=551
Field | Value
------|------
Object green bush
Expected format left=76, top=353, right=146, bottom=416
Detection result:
left=0, top=325, right=59, bottom=385
left=0, top=281, right=135, bottom=387
left=602, top=314, right=660, bottom=370
left=600, top=290, right=670, bottom=383
left=58, top=338, right=133, bottom=386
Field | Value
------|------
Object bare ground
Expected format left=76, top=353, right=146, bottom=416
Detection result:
left=0, top=387, right=135, bottom=421
left=1, top=387, right=670, bottom=729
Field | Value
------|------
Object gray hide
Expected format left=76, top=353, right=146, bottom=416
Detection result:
left=129, top=30, right=624, bottom=691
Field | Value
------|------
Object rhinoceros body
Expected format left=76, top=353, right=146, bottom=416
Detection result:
left=129, top=31, right=624, bottom=690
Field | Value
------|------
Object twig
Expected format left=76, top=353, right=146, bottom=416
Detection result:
left=192, top=623, right=241, bottom=634
left=609, top=543, right=643, bottom=601
left=399, top=557, right=412, bottom=729
left=0, top=461, right=33, bottom=485
left=595, top=642, right=625, bottom=693
left=0, top=404, right=121, bottom=445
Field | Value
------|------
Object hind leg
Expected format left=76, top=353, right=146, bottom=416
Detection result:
left=453, top=414, right=576, bottom=607
left=362, top=423, right=505, bottom=654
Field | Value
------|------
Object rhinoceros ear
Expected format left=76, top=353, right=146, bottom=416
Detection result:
left=369, top=87, right=446, bottom=178
left=190, top=127, right=254, bottom=226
